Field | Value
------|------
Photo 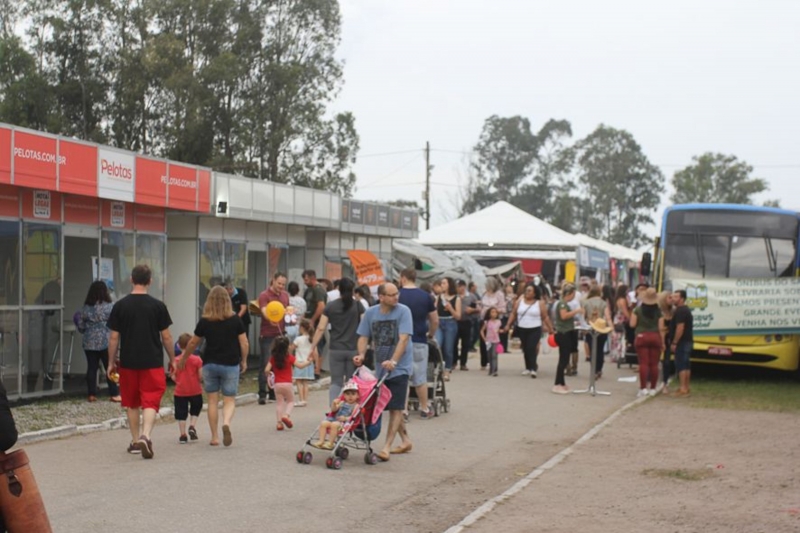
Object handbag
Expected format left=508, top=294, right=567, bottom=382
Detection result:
left=0, top=449, right=52, bottom=533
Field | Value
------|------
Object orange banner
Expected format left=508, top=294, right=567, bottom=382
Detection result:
left=14, top=131, right=59, bottom=190
left=347, top=250, right=385, bottom=287
left=167, top=163, right=198, bottom=211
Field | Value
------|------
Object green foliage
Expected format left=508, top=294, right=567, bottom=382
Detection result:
left=670, top=152, right=769, bottom=205
left=0, top=0, right=358, bottom=193
left=571, top=125, right=665, bottom=247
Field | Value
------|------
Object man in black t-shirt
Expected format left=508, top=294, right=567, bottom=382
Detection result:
left=107, top=265, right=175, bottom=459
left=303, top=269, right=328, bottom=379
left=671, top=290, right=694, bottom=397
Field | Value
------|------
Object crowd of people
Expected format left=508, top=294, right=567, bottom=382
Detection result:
left=47, top=263, right=695, bottom=463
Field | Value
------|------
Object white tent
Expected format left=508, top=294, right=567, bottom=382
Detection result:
left=418, top=201, right=581, bottom=251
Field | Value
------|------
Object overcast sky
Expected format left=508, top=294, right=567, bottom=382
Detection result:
left=335, top=0, right=800, bottom=231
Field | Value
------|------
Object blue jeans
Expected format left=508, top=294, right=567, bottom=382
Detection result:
left=435, top=318, right=458, bottom=371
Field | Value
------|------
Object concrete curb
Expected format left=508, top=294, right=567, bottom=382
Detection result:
left=17, top=378, right=332, bottom=445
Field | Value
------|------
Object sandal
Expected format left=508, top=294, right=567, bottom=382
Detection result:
left=276, top=422, right=284, bottom=431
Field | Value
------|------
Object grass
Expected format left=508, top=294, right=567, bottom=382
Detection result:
left=686, top=371, right=800, bottom=413
left=643, top=468, right=715, bottom=482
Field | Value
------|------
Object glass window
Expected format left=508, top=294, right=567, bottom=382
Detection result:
left=136, top=234, right=166, bottom=301
left=22, top=309, right=61, bottom=396
left=665, top=234, right=728, bottom=280
left=224, top=242, right=247, bottom=288
left=269, top=245, right=288, bottom=276
left=23, top=223, right=61, bottom=306
left=0, top=310, right=20, bottom=396
left=199, top=241, right=224, bottom=309
left=0, top=221, right=20, bottom=305
left=101, top=231, right=134, bottom=299
left=729, top=236, right=796, bottom=278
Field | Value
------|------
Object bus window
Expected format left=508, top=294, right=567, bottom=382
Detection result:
left=730, top=236, right=795, bottom=278
left=664, top=234, right=728, bottom=279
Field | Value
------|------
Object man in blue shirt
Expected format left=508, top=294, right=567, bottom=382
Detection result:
left=355, top=282, right=413, bottom=462
left=399, top=268, right=438, bottom=419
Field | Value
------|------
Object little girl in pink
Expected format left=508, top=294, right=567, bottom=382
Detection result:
left=481, top=307, right=502, bottom=376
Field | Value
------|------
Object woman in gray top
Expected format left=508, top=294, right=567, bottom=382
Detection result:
left=310, top=278, right=365, bottom=402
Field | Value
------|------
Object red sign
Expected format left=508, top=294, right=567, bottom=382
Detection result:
left=135, top=204, right=166, bottom=233
left=0, top=184, right=19, bottom=217
left=64, top=195, right=100, bottom=225
left=59, top=140, right=97, bottom=196
left=21, top=189, right=62, bottom=221
left=14, top=131, right=60, bottom=190
left=0, top=128, right=10, bottom=184
left=167, top=163, right=197, bottom=210
left=198, top=170, right=211, bottom=212
left=135, top=156, right=167, bottom=207
left=101, top=200, right=133, bottom=230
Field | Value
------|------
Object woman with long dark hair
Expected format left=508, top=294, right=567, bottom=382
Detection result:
left=310, top=277, right=365, bottom=401
left=435, top=276, right=462, bottom=380
left=505, top=283, right=553, bottom=378
left=77, top=281, right=120, bottom=402
left=553, top=283, right=584, bottom=394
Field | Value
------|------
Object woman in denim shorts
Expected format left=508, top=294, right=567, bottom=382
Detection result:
left=177, top=286, right=249, bottom=447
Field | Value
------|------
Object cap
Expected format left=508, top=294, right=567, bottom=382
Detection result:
left=342, top=380, right=359, bottom=394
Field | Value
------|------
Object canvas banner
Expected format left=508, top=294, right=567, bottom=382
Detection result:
left=347, top=250, right=385, bottom=288
left=671, top=278, right=800, bottom=335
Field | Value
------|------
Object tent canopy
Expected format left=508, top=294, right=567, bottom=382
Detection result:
left=417, top=201, right=581, bottom=250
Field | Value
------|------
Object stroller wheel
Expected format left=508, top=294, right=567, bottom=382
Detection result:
left=365, top=452, right=378, bottom=465
left=296, top=451, right=304, bottom=463
left=336, top=447, right=349, bottom=460
left=303, top=452, right=313, bottom=464
left=326, top=457, right=334, bottom=469
left=332, top=457, right=343, bottom=470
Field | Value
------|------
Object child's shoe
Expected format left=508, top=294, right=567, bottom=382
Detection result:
left=322, top=441, right=335, bottom=450
left=179, top=434, right=188, bottom=444
left=281, top=416, right=293, bottom=429
left=313, top=440, right=325, bottom=448
left=276, top=422, right=285, bottom=431
left=188, top=426, right=198, bottom=441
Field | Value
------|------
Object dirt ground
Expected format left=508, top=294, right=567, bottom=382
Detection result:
left=463, top=397, right=800, bottom=533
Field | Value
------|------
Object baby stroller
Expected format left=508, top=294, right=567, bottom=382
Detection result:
left=408, top=339, right=450, bottom=416
left=296, top=367, right=392, bottom=470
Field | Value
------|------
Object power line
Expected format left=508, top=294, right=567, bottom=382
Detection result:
left=358, top=149, right=421, bottom=159
left=358, top=154, right=422, bottom=188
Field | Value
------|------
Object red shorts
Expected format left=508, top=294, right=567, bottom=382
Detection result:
left=119, top=367, right=167, bottom=410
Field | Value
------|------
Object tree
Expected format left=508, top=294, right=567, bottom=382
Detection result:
left=572, top=124, right=664, bottom=247
left=511, top=119, right=573, bottom=222
left=670, top=152, right=769, bottom=205
left=463, top=115, right=538, bottom=213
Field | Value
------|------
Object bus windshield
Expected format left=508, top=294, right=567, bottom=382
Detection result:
left=662, top=208, right=798, bottom=282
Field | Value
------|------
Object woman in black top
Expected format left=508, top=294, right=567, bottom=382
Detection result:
left=179, top=286, right=249, bottom=446
left=434, top=277, right=462, bottom=380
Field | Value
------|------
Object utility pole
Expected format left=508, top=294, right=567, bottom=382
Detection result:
left=424, top=141, right=431, bottom=229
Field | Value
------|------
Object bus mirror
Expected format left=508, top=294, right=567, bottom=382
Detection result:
left=641, top=252, right=652, bottom=276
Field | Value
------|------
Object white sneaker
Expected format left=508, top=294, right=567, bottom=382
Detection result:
left=521, top=370, right=531, bottom=376
left=648, top=389, right=657, bottom=397
left=530, top=370, right=537, bottom=378
left=637, top=389, right=648, bottom=398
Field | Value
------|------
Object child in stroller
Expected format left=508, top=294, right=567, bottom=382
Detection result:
left=297, top=367, right=391, bottom=469
left=315, top=380, right=359, bottom=449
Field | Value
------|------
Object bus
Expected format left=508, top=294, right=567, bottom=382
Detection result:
left=652, top=203, right=800, bottom=372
